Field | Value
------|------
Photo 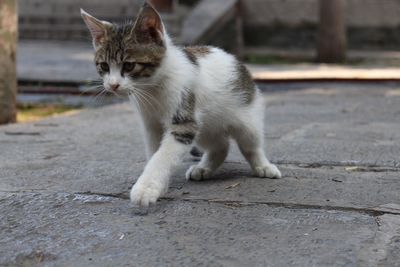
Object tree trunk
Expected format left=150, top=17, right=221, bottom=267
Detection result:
left=316, top=0, right=347, bottom=63
left=0, top=0, right=17, bottom=124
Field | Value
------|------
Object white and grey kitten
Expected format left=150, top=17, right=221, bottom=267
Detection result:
left=81, top=2, right=281, bottom=206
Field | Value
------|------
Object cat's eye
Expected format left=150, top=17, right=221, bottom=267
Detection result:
left=99, top=62, right=109, bottom=72
left=123, top=62, right=136, bottom=72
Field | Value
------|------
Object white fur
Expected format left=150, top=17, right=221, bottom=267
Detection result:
left=124, top=34, right=281, bottom=206
left=82, top=6, right=281, bottom=206
left=98, top=32, right=281, bottom=206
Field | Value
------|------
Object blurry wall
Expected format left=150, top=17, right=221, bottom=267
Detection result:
left=19, top=0, right=141, bottom=40
left=243, top=0, right=400, bottom=49
left=18, top=0, right=180, bottom=40
left=18, top=0, right=400, bottom=49
left=244, top=0, right=400, bottom=27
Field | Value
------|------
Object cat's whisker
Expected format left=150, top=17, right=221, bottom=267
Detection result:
left=85, top=87, right=102, bottom=92
left=94, top=88, right=106, bottom=97
left=133, top=87, right=159, bottom=104
left=78, top=82, right=104, bottom=97
left=134, top=90, right=156, bottom=112
left=92, top=92, right=104, bottom=105
left=133, top=95, right=143, bottom=115
left=84, top=85, right=103, bottom=90
left=131, top=89, right=151, bottom=111
left=93, top=93, right=105, bottom=105
left=86, top=83, right=103, bottom=88
left=109, top=89, right=119, bottom=98
left=88, top=79, right=103, bottom=83
left=93, top=88, right=108, bottom=105
left=131, top=87, right=160, bottom=112
left=133, top=82, right=159, bottom=87
left=83, top=86, right=104, bottom=94
left=129, top=92, right=143, bottom=115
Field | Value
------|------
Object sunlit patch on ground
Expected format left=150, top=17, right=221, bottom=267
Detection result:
left=17, top=103, right=81, bottom=123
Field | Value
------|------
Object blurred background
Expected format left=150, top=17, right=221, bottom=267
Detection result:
left=1, top=0, right=400, bottom=124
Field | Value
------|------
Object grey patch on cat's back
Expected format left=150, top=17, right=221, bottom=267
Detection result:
left=171, top=91, right=198, bottom=145
left=232, top=63, right=256, bottom=105
left=183, top=46, right=211, bottom=65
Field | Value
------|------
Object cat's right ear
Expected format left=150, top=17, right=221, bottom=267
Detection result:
left=81, top=9, right=111, bottom=49
left=132, top=2, right=165, bottom=46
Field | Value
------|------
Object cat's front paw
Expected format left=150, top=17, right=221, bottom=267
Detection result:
left=254, top=164, right=282, bottom=179
left=130, top=179, right=165, bottom=207
left=185, top=165, right=212, bottom=181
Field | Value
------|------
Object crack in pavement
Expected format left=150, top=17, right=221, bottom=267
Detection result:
left=358, top=214, right=400, bottom=267
left=2, top=189, right=400, bottom=264
left=2, top=190, right=399, bottom=217
left=177, top=198, right=400, bottom=217
left=221, top=160, right=400, bottom=172
left=274, top=161, right=400, bottom=171
left=68, top=191, right=400, bottom=218
left=75, top=191, right=129, bottom=200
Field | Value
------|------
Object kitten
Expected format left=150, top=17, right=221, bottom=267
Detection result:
left=81, top=2, right=281, bottom=207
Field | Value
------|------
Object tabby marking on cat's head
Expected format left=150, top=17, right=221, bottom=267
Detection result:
left=81, top=2, right=166, bottom=94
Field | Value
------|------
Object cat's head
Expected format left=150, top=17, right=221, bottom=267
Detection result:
left=81, top=2, right=166, bottom=94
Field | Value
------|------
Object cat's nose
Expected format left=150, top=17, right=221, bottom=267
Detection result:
left=110, top=83, right=120, bottom=91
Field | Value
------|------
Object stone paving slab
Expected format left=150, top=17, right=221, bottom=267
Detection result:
left=0, top=105, right=141, bottom=195
left=168, top=164, right=400, bottom=213
left=1, top=83, right=400, bottom=266
left=0, top=192, right=393, bottom=267
left=259, top=83, right=400, bottom=167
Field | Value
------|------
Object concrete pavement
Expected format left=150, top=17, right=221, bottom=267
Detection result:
left=1, top=82, right=400, bottom=266
left=18, top=40, right=96, bottom=83
left=18, top=40, right=400, bottom=84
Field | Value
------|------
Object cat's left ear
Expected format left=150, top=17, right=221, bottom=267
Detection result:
left=81, top=9, right=111, bottom=49
left=132, top=2, right=165, bottom=46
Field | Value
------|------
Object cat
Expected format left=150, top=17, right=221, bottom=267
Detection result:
left=81, top=2, right=281, bottom=207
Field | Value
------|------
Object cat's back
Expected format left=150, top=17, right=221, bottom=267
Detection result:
left=182, top=45, right=256, bottom=107
left=183, top=45, right=234, bottom=62
left=183, top=46, right=236, bottom=78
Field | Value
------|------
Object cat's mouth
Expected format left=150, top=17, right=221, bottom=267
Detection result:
left=105, top=86, right=130, bottom=97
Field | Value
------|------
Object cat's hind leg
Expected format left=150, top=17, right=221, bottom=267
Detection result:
left=186, top=135, right=229, bottom=181
left=232, top=120, right=281, bottom=179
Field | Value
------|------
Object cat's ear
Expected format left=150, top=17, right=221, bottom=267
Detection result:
left=132, top=2, right=165, bottom=46
left=81, top=9, right=111, bottom=49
